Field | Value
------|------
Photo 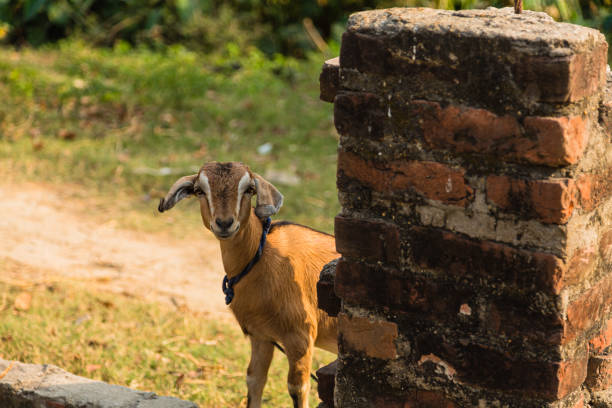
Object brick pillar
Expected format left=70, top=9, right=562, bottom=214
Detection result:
left=320, top=7, right=612, bottom=407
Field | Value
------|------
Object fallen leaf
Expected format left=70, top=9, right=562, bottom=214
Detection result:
left=13, top=292, right=32, bottom=311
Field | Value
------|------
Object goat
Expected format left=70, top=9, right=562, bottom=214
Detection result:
left=158, top=161, right=338, bottom=408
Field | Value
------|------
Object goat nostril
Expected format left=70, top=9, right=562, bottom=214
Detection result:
left=215, top=218, right=234, bottom=230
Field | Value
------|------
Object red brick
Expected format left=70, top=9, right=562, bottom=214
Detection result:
left=339, top=31, right=394, bottom=76
left=334, top=92, right=385, bottom=139
left=338, top=150, right=474, bottom=206
left=45, top=403, right=66, bottom=408
left=576, top=172, right=612, bottom=212
left=317, top=279, right=341, bottom=317
left=513, top=42, right=608, bottom=102
left=338, top=313, right=398, bottom=359
left=565, top=274, right=612, bottom=344
left=408, top=226, right=566, bottom=295
left=589, top=318, right=612, bottom=354
left=414, top=100, right=521, bottom=154
left=415, top=333, right=587, bottom=400
left=336, top=259, right=565, bottom=346
left=403, top=390, right=457, bottom=408
left=320, top=57, right=340, bottom=103
left=600, top=230, right=612, bottom=265
left=565, top=246, right=598, bottom=287
left=570, top=393, right=585, bottom=408
left=411, top=100, right=587, bottom=166
left=374, top=398, right=403, bottom=408
left=317, top=360, right=337, bottom=407
left=334, top=215, right=400, bottom=266
left=523, top=116, right=587, bottom=166
left=335, top=259, right=471, bottom=319
left=341, top=26, right=607, bottom=103
left=586, top=355, right=612, bottom=391
left=486, top=176, right=578, bottom=224
left=335, top=259, right=404, bottom=308
left=483, top=300, right=563, bottom=346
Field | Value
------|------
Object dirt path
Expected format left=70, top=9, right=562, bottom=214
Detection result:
left=0, top=183, right=232, bottom=319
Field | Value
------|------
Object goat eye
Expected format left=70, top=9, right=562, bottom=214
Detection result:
left=245, top=186, right=256, bottom=195
left=194, top=187, right=205, bottom=197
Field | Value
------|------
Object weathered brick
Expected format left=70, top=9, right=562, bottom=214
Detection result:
left=318, top=279, right=341, bottom=317
left=600, top=80, right=612, bottom=140
left=343, top=9, right=607, bottom=104
left=524, top=116, right=588, bottom=166
left=337, top=150, right=474, bottom=206
left=414, top=100, right=521, bottom=154
left=589, top=318, right=612, bottom=354
left=513, top=42, right=608, bottom=102
left=336, top=259, right=566, bottom=346
left=565, top=274, right=612, bottom=344
left=412, top=100, right=587, bottom=166
left=335, top=259, right=403, bottom=308
left=565, top=246, right=598, bottom=287
left=318, top=259, right=341, bottom=317
left=317, top=360, right=337, bottom=408
left=336, top=259, right=477, bottom=322
left=414, top=334, right=588, bottom=400
left=340, top=31, right=394, bottom=76
left=586, top=355, right=612, bottom=391
left=45, top=403, right=66, bottom=408
left=320, top=57, right=340, bottom=103
left=334, top=92, right=385, bottom=139
left=600, top=230, right=612, bottom=265
left=334, top=215, right=400, bottom=266
left=600, top=104, right=612, bottom=140
left=408, top=226, right=566, bottom=295
left=486, top=176, right=577, bottom=224
left=338, top=313, right=398, bottom=359
left=403, top=390, right=458, bottom=408
left=513, top=43, right=608, bottom=102
left=568, top=392, right=585, bottom=408
left=576, top=172, right=612, bottom=212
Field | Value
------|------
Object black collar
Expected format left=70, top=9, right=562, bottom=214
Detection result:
left=222, top=217, right=272, bottom=305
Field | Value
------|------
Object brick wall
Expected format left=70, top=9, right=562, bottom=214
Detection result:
left=319, top=7, right=612, bottom=408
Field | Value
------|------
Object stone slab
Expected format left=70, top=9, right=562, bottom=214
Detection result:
left=0, top=359, right=197, bottom=408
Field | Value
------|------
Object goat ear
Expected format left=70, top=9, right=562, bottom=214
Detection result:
left=253, top=173, right=283, bottom=219
left=158, top=174, right=197, bottom=213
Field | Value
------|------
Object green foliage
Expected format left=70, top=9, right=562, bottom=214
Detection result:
left=1, top=0, right=609, bottom=57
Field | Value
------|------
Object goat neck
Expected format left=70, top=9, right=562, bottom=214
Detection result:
left=218, top=209, right=263, bottom=279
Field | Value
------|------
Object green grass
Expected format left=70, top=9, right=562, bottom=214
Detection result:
left=0, top=40, right=339, bottom=406
left=0, top=268, right=335, bottom=407
left=0, top=40, right=339, bottom=233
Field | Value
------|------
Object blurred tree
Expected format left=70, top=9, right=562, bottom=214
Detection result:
left=0, top=0, right=609, bottom=57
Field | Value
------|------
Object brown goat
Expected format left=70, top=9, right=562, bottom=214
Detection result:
left=158, top=161, right=338, bottom=408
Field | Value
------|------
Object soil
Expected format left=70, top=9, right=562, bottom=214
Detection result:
left=0, top=182, right=231, bottom=319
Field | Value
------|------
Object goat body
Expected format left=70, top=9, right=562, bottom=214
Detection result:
left=159, top=162, right=338, bottom=408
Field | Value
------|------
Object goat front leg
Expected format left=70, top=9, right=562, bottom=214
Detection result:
left=246, top=337, right=274, bottom=408
left=285, top=335, right=314, bottom=408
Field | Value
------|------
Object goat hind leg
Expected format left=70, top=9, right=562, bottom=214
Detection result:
left=246, top=338, right=274, bottom=408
